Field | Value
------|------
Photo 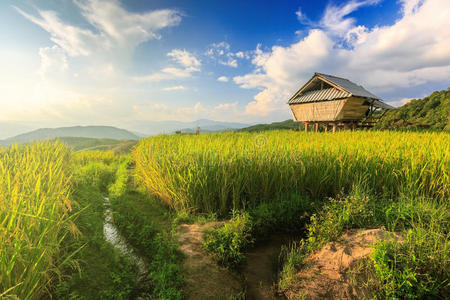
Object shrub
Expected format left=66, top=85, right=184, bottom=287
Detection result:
left=203, top=212, right=254, bottom=268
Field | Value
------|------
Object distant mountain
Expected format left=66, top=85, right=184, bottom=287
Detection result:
left=238, top=119, right=300, bottom=132
left=56, top=137, right=137, bottom=152
left=0, top=125, right=140, bottom=145
left=375, top=88, right=450, bottom=131
left=121, top=119, right=250, bottom=135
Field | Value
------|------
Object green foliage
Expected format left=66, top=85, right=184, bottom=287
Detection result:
left=108, top=156, right=132, bottom=199
left=238, top=119, right=301, bottom=132
left=306, top=186, right=382, bottom=251
left=376, top=88, right=450, bottom=131
left=250, top=193, right=312, bottom=239
left=54, top=156, right=138, bottom=299
left=110, top=190, right=184, bottom=299
left=203, top=212, right=254, bottom=268
left=278, top=241, right=308, bottom=290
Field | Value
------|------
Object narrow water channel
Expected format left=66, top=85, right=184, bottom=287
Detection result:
left=103, top=197, right=147, bottom=275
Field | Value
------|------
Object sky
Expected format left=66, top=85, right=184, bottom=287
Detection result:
left=0, top=0, right=449, bottom=131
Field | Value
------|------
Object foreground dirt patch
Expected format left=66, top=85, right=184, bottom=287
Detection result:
left=284, top=228, right=401, bottom=300
left=178, top=222, right=243, bottom=299
left=243, top=235, right=293, bottom=300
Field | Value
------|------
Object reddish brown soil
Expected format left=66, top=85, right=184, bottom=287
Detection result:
left=283, top=228, right=401, bottom=300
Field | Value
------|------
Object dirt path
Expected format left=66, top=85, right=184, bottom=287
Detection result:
left=178, top=222, right=244, bottom=299
left=243, top=235, right=293, bottom=300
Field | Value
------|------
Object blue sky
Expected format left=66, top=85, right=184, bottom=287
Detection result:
left=0, top=0, right=449, bottom=129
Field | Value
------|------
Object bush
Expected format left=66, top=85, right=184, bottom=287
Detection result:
left=250, top=193, right=312, bottom=238
left=203, top=212, right=254, bottom=268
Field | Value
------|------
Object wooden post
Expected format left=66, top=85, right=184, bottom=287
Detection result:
left=352, top=122, right=356, bottom=131
left=304, top=122, right=309, bottom=132
left=315, top=123, right=319, bottom=132
left=324, top=123, right=328, bottom=132
left=332, top=123, right=336, bottom=133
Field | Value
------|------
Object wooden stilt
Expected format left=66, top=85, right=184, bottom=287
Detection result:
left=304, top=122, right=308, bottom=132
left=332, top=123, right=336, bottom=133
left=324, top=123, right=328, bottom=132
left=315, top=123, right=319, bottom=132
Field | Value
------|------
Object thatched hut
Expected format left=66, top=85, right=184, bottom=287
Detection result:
left=288, top=73, right=394, bottom=131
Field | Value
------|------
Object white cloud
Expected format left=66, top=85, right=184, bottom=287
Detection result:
left=295, top=8, right=313, bottom=25
left=234, top=0, right=450, bottom=116
left=205, top=41, right=251, bottom=68
left=217, top=76, right=229, bottom=82
left=162, top=85, right=186, bottom=91
left=133, top=49, right=201, bottom=82
left=38, top=45, right=68, bottom=78
left=219, top=58, right=238, bottom=68
left=167, top=49, right=201, bottom=68
left=132, top=101, right=241, bottom=122
left=215, top=102, right=238, bottom=110
left=401, top=97, right=414, bottom=105
left=235, top=51, right=245, bottom=59
left=320, top=0, right=380, bottom=36
left=14, top=0, right=181, bottom=57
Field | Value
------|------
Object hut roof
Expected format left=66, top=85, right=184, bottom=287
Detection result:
left=288, top=73, right=394, bottom=109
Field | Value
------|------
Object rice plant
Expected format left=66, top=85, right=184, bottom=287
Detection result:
left=0, top=142, right=74, bottom=299
left=134, top=131, right=449, bottom=215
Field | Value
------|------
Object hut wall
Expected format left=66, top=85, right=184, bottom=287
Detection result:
left=338, top=97, right=369, bottom=120
left=289, top=99, right=346, bottom=122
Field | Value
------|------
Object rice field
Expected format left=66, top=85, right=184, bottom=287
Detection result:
left=0, top=142, right=73, bottom=299
left=1, top=130, right=449, bottom=298
left=134, top=131, right=449, bottom=215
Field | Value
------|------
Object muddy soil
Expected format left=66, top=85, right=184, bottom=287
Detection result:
left=243, top=235, right=294, bottom=300
left=178, top=222, right=244, bottom=299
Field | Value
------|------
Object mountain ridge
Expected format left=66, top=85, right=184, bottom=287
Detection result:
left=0, top=125, right=140, bottom=145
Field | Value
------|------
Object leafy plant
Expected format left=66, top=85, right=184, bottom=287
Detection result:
left=203, top=212, right=254, bottom=268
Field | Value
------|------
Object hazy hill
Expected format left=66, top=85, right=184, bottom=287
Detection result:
left=238, top=119, right=300, bottom=132
left=0, top=125, right=140, bottom=145
left=375, top=88, right=450, bottom=131
left=122, top=119, right=250, bottom=135
left=55, top=137, right=137, bottom=152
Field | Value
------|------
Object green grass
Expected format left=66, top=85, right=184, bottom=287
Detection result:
left=110, top=188, right=184, bottom=300
left=52, top=157, right=139, bottom=299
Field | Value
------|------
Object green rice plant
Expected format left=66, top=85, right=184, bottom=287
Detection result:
left=72, top=150, right=117, bottom=166
left=134, top=131, right=449, bottom=215
left=108, top=156, right=132, bottom=199
left=0, top=142, right=74, bottom=299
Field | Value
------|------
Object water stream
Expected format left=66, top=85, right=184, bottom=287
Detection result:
left=103, top=197, right=147, bottom=275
